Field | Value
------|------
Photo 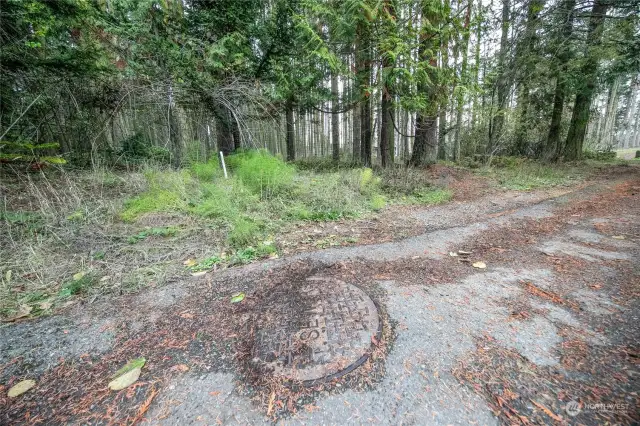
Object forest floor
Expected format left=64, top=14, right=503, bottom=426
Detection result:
left=1, top=161, right=639, bottom=425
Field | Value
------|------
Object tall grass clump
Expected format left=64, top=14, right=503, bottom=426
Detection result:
left=226, top=150, right=295, bottom=198
left=190, top=158, right=222, bottom=182
left=482, top=157, right=583, bottom=190
left=120, top=169, right=192, bottom=221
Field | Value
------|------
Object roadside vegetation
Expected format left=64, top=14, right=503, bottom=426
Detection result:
left=2, top=150, right=636, bottom=321
left=1, top=150, right=447, bottom=320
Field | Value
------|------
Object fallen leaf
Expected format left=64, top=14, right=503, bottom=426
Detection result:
left=230, top=292, right=245, bottom=304
left=179, top=311, right=194, bottom=319
left=170, top=364, right=189, bottom=372
left=611, top=235, right=625, bottom=240
left=183, top=259, right=197, bottom=267
left=530, top=399, right=563, bottom=422
left=267, top=391, right=276, bottom=416
left=209, top=391, right=221, bottom=396
left=108, top=367, right=141, bottom=391
left=472, top=261, right=487, bottom=269
left=72, top=272, right=85, bottom=281
left=7, top=380, right=36, bottom=397
left=191, top=271, right=207, bottom=277
left=111, top=357, right=146, bottom=379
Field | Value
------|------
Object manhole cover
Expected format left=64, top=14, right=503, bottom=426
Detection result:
left=253, top=277, right=381, bottom=384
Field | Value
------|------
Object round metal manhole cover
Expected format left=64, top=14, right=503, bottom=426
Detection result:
left=253, top=277, right=381, bottom=384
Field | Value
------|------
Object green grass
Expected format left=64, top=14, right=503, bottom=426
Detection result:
left=120, top=170, right=193, bottom=221
left=117, top=151, right=459, bottom=264
left=58, top=272, right=97, bottom=298
left=226, top=149, right=295, bottom=198
left=127, top=226, right=178, bottom=244
left=188, top=241, right=277, bottom=272
left=190, top=159, right=221, bottom=181
left=405, top=188, right=453, bottom=205
left=119, top=151, right=407, bottom=248
left=480, top=157, right=584, bottom=190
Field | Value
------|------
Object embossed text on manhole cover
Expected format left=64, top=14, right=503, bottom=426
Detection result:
left=253, top=277, right=381, bottom=384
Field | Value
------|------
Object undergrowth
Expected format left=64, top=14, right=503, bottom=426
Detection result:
left=1, top=152, right=629, bottom=320
left=480, top=157, right=586, bottom=190
left=120, top=151, right=399, bottom=248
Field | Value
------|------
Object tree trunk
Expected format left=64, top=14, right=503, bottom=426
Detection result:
left=623, top=77, right=639, bottom=148
left=471, top=1, right=482, bottom=131
left=410, top=4, right=440, bottom=166
left=454, top=0, right=473, bottom=161
left=380, top=86, right=392, bottom=167
left=351, top=48, right=361, bottom=161
left=544, top=0, right=575, bottom=160
left=403, top=109, right=410, bottom=161
left=230, top=112, right=241, bottom=151
left=489, top=0, right=511, bottom=156
left=331, top=71, right=340, bottom=161
left=214, top=103, right=236, bottom=156
left=601, top=77, right=620, bottom=148
left=359, top=28, right=373, bottom=167
left=564, top=0, right=609, bottom=160
left=514, top=0, right=544, bottom=155
left=438, top=0, right=451, bottom=161
left=285, top=98, right=295, bottom=161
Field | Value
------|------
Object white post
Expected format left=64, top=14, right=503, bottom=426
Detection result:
left=219, top=151, right=228, bottom=179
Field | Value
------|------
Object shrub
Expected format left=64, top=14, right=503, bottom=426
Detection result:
left=190, top=159, right=221, bottom=182
left=228, top=217, right=260, bottom=247
left=379, top=167, right=433, bottom=196
left=120, top=169, right=192, bottom=221
left=227, top=150, right=295, bottom=198
left=294, top=157, right=361, bottom=172
left=490, top=156, right=527, bottom=168
left=370, top=194, right=386, bottom=210
left=583, top=149, right=616, bottom=161
left=119, top=133, right=171, bottom=164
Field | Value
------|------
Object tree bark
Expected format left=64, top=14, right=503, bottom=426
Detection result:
left=438, top=0, right=451, bottom=161
left=380, top=86, right=392, bottom=167
left=410, top=4, right=440, bottom=167
left=351, top=48, right=361, bottom=161
left=471, top=1, right=482, bottom=131
left=544, top=0, right=575, bottom=159
left=601, top=77, right=620, bottom=148
left=454, top=0, right=473, bottom=162
left=564, top=0, right=609, bottom=160
left=331, top=71, right=340, bottom=161
left=489, top=0, right=511, bottom=156
left=358, top=26, right=373, bottom=167
left=514, top=0, right=544, bottom=155
left=285, top=98, right=295, bottom=161
left=623, top=77, right=639, bottom=148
